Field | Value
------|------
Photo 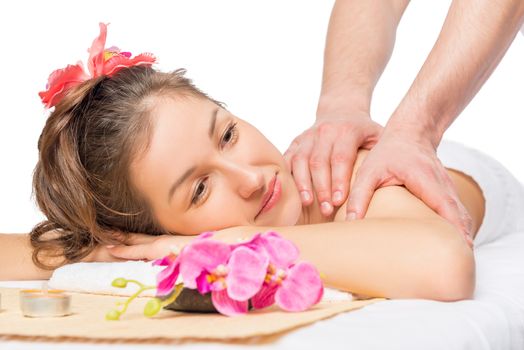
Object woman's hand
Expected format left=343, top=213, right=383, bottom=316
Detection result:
left=104, top=226, right=259, bottom=261
left=105, top=233, right=194, bottom=261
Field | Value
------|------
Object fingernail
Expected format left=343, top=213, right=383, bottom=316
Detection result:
left=321, top=201, right=333, bottom=215
left=333, top=191, right=343, bottom=204
left=300, top=191, right=311, bottom=202
left=106, top=245, right=115, bottom=249
left=346, top=212, right=357, bottom=221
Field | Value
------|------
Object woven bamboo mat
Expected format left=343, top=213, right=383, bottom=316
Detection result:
left=0, top=288, right=384, bottom=344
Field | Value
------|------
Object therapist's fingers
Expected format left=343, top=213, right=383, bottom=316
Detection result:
left=330, top=136, right=358, bottom=207
left=287, top=134, right=316, bottom=206
left=309, top=126, right=337, bottom=216
left=343, top=121, right=474, bottom=243
left=345, top=160, right=383, bottom=220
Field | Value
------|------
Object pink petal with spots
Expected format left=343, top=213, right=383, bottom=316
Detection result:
left=87, top=22, right=108, bottom=77
left=226, top=246, right=268, bottom=301
left=275, top=262, right=323, bottom=312
left=257, top=231, right=299, bottom=268
left=251, top=284, right=278, bottom=309
left=179, top=239, right=231, bottom=289
left=211, top=289, right=248, bottom=316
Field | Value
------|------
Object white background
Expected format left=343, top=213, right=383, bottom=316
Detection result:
left=0, top=1, right=523, bottom=234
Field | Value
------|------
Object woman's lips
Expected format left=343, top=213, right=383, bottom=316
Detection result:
left=256, top=174, right=282, bottom=219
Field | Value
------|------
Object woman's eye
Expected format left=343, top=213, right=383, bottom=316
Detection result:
left=191, top=178, right=207, bottom=205
left=220, top=122, right=239, bottom=147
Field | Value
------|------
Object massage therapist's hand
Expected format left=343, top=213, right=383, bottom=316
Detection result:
left=284, top=111, right=383, bottom=217
left=346, top=123, right=474, bottom=241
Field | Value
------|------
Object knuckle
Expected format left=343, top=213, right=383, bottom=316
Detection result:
left=330, top=152, right=350, bottom=165
left=291, top=153, right=309, bottom=164
left=309, top=154, right=328, bottom=169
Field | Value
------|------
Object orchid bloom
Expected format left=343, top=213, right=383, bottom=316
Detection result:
left=153, top=231, right=323, bottom=317
left=39, top=22, right=156, bottom=108
left=249, top=232, right=324, bottom=312
left=179, top=236, right=269, bottom=316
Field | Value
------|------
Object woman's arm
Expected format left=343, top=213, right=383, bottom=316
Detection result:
left=0, top=233, right=126, bottom=280
left=216, top=218, right=474, bottom=301
left=0, top=233, right=53, bottom=280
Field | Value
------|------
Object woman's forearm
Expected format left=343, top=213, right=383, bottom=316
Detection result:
left=216, top=218, right=475, bottom=301
left=0, top=233, right=54, bottom=280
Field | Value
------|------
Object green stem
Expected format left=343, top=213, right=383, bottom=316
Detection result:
left=118, top=281, right=157, bottom=315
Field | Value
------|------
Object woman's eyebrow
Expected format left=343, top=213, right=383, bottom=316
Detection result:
left=167, top=107, right=219, bottom=204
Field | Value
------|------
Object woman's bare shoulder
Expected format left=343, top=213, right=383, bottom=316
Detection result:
left=333, top=149, right=485, bottom=237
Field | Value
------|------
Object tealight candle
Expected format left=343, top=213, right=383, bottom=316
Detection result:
left=20, top=285, right=71, bottom=317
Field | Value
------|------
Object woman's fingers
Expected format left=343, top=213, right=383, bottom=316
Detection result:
left=107, top=244, right=152, bottom=261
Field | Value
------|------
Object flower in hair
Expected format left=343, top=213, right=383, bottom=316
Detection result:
left=38, top=23, right=156, bottom=108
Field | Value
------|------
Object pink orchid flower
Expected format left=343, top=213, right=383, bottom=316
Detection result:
left=152, top=252, right=181, bottom=297
left=152, top=231, right=215, bottom=296
left=248, top=232, right=324, bottom=312
left=39, top=22, right=156, bottom=108
left=180, top=236, right=269, bottom=316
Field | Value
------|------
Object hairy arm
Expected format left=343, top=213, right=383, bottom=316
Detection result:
left=317, top=0, right=410, bottom=117
left=389, top=0, right=524, bottom=145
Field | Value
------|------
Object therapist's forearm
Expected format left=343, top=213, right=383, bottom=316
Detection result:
left=0, top=233, right=54, bottom=280
left=317, top=0, right=410, bottom=117
left=389, top=0, right=524, bottom=146
left=216, top=218, right=474, bottom=301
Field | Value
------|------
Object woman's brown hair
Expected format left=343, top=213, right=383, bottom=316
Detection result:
left=30, top=65, right=219, bottom=269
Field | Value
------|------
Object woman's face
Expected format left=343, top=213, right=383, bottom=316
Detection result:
left=130, top=95, right=304, bottom=235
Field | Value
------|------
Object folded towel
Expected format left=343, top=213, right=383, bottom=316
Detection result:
left=48, top=261, right=354, bottom=301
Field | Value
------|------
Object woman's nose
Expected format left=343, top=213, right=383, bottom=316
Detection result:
left=226, top=163, right=264, bottom=199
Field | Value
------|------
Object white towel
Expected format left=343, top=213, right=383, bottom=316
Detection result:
left=48, top=261, right=354, bottom=301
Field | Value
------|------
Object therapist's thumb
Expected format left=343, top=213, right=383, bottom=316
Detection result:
left=346, top=166, right=380, bottom=221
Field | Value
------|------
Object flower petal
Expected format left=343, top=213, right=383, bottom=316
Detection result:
left=196, top=270, right=212, bottom=294
left=38, top=63, right=89, bottom=108
left=103, top=52, right=156, bottom=76
left=211, top=289, right=248, bottom=316
left=156, top=262, right=180, bottom=297
left=197, top=231, right=215, bottom=240
left=275, top=262, right=323, bottom=312
left=87, top=22, right=108, bottom=77
left=226, top=246, right=268, bottom=301
left=258, top=231, right=299, bottom=268
left=251, top=284, right=278, bottom=309
left=179, top=239, right=231, bottom=289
